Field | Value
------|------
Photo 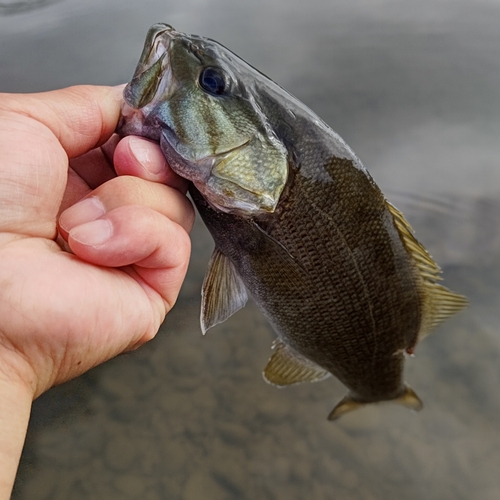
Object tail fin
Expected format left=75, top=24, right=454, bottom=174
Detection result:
left=327, top=385, right=423, bottom=421
left=327, top=396, right=364, bottom=421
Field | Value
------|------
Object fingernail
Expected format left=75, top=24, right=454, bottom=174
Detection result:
left=70, top=219, right=113, bottom=246
left=59, top=197, right=106, bottom=232
left=128, top=136, right=167, bottom=175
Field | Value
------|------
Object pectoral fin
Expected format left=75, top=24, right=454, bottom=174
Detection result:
left=263, top=340, right=330, bottom=386
left=328, top=385, right=423, bottom=421
left=201, top=248, right=248, bottom=334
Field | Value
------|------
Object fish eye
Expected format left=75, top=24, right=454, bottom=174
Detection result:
left=198, top=67, right=230, bottom=96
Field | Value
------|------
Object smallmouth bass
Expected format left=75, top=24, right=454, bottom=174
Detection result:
left=118, top=24, right=467, bottom=420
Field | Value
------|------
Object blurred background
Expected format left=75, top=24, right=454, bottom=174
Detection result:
left=1, top=0, right=500, bottom=498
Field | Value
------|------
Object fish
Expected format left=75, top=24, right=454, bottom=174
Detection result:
left=117, top=23, right=468, bottom=420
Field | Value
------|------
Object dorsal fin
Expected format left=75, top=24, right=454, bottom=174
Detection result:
left=387, top=201, right=442, bottom=279
left=200, top=248, right=248, bottom=334
left=421, top=282, right=468, bottom=334
left=263, top=340, right=330, bottom=386
left=386, top=201, right=467, bottom=339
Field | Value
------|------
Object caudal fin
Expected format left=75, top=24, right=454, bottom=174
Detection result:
left=327, top=385, right=423, bottom=421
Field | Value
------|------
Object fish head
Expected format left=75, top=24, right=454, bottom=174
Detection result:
left=118, top=23, right=289, bottom=216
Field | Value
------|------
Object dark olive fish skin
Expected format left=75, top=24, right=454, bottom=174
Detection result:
left=190, top=148, right=419, bottom=403
left=118, top=24, right=467, bottom=419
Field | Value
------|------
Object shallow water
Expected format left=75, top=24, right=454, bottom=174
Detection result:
left=2, top=0, right=500, bottom=498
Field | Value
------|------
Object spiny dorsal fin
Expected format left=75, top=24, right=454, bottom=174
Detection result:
left=328, top=385, right=423, bottom=421
left=200, top=248, right=248, bottom=334
left=386, top=201, right=467, bottom=338
left=263, top=340, right=330, bottom=386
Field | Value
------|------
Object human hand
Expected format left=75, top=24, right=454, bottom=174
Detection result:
left=0, top=85, right=193, bottom=400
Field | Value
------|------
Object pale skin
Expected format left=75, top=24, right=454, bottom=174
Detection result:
left=0, top=85, right=194, bottom=498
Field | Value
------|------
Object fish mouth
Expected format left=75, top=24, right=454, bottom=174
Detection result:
left=117, top=24, right=178, bottom=140
left=123, top=23, right=175, bottom=109
left=119, top=23, right=181, bottom=115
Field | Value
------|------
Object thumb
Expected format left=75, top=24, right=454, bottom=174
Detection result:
left=0, top=86, right=123, bottom=239
left=1, top=85, right=123, bottom=158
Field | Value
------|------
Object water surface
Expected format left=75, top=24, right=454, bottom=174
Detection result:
left=2, top=1, right=500, bottom=499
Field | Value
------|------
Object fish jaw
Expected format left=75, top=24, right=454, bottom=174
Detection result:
left=123, top=23, right=175, bottom=110
left=117, top=24, right=176, bottom=142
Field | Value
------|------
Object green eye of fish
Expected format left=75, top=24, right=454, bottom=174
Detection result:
left=198, top=67, right=230, bottom=96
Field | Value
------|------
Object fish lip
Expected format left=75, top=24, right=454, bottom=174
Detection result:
left=116, top=103, right=146, bottom=137
left=122, top=24, right=177, bottom=111
left=117, top=102, right=163, bottom=142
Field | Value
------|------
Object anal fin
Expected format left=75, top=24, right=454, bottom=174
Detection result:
left=201, top=248, right=248, bottom=334
left=263, top=340, right=330, bottom=386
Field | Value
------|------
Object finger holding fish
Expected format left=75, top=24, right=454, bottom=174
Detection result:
left=113, top=135, right=189, bottom=193
left=59, top=175, right=194, bottom=239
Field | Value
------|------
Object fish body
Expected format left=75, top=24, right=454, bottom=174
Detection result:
left=118, top=24, right=467, bottom=419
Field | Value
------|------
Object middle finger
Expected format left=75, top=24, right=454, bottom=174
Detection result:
left=58, top=175, right=194, bottom=239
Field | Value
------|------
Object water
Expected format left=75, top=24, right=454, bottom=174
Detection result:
left=2, top=0, right=500, bottom=498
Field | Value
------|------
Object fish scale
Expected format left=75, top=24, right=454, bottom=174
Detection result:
left=118, top=23, right=467, bottom=420
left=250, top=164, right=416, bottom=383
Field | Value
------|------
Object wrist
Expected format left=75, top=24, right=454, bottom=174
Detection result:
left=0, top=374, right=32, bottom=500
